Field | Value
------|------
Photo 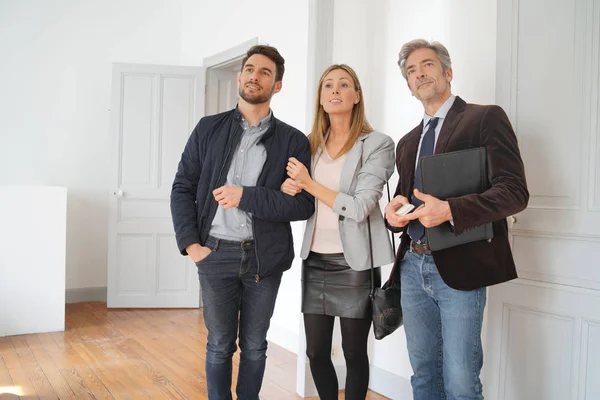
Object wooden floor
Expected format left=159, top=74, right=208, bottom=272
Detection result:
left=0, top=302, right=389, bottom=399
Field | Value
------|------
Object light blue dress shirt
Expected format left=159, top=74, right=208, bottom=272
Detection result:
left=209, top=111, right=272, bottom=241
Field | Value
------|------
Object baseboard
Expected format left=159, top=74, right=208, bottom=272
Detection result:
left=266, top=322, right=299, bottom=354
left=65, top=287, right=107, bottom=304
left=369, top=365, right=412, bottom=399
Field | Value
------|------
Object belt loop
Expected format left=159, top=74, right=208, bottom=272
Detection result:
left=206, top=236, right=219, bottom=252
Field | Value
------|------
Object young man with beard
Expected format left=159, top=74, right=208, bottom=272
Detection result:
left=385, top=39, right=528, bottom=399
left=171, top=45, right=314, bottom=400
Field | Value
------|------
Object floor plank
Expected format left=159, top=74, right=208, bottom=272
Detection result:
left=23, top=334, right=76, bottom=399
left=0, top=302, right=389, bottom=399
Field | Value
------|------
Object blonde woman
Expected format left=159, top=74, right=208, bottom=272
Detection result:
left=282, top=64, right=395, bottom=399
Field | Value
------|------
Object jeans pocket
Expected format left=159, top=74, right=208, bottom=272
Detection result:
left=195, top=237, right=221, bottom=266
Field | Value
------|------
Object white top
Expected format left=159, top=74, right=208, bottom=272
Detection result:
left=300, top=131, right=396, bottom=270
left=310, top=148, right=346, bottom=253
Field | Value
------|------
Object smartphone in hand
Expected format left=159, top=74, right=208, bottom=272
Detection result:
left=395, top=203, right=415, bottom=216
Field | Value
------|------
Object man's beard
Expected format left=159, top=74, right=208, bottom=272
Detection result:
left=239, top=83, right=275, bottom=105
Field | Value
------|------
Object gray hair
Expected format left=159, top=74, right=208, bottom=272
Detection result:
left=397, top=39, right=452, bottom=81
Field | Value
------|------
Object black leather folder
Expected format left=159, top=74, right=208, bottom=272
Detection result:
left=419, top=147, right=494, bottom=251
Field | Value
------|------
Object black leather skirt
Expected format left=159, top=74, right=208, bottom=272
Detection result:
left=302, top=252, right=381, bottom=319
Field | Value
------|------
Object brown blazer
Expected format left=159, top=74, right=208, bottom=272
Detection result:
left=390, top=96, right=529, bottom=290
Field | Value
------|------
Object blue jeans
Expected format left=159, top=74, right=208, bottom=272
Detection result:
left=400, top=249, right=486, bottom=400
left=197, top=236, right=283, bottom=400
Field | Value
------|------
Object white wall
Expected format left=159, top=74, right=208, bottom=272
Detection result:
left=180, top=0, right=310, bottom=133
left=1, top=0, right=312, bottom=347
left=0, top=187, right=67, bottom=336
left=331, top=0, right=498, bottom=396
left=180, top=0, right=311, bottom=352
left=0, top=0, right=183, bottom=290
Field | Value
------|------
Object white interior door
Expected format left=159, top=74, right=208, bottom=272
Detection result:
left=485, top=1, right=600, bottom=398
left=107, top=63, right=205, bottom=308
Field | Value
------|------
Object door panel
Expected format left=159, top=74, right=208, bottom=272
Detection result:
left=108, top=63, right=205, bottom=308
left=206, top=68, right=238, bottom=115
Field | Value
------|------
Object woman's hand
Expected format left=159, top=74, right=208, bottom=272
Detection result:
left=286, top=157, right=311, bottom=185
left=281, top=178, right=303, bottom=196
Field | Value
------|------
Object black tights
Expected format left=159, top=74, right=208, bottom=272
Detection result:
left=304, top=313, right=372, bottom=400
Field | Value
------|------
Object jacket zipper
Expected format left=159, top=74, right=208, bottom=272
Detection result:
left=216, top=123, right=237, bottom=186
left=252, top=158, right=269, bottom=284
left=252, top=220, right=261, bottom=284
left=252, top=125, right=275, bottom=285
left=203, top=123, right=239, bottom=242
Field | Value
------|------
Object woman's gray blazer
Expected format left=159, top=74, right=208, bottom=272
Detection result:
left=300, top=131, right=396, bottom=271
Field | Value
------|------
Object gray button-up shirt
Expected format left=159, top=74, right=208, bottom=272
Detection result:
left=209, top=110, right=271, bottom=241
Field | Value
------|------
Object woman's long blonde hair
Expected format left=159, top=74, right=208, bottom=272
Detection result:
left=308, top=64, right=373, bottom=158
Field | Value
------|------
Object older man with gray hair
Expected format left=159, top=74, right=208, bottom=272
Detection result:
left=385, top=39, right=529, bottom=399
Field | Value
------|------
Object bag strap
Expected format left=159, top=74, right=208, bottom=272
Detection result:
left=386, top=181, right=396, bottom=250
left=368, top=216, right=375, bottom=299
left=361, top=143, right=395, bottom=298
left=369, top=183, right=400, bottom=294
left=357, top=147, right=376, bottom=300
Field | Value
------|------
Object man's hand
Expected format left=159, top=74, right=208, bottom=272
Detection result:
left=186, top=243, right=212, bottom=263
left=281, top=178, right=303, bottom=196
left=213, top=186, right=243, bottom=209
left=405, top=189, right=453, bottom=228
left=385, top=195, right=412, bottom=228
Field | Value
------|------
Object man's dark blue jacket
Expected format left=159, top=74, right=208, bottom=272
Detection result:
left=170, top=108, right=314, bottom=279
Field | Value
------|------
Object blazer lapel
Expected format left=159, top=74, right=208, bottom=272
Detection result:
left=401, top=124, right=423, bottom=197
left=434, top=96, right=466, bottom=154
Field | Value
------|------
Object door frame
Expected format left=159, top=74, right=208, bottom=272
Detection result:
left=203, top=37, right=259, bottom=115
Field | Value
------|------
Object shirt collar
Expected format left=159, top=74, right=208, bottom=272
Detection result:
left=241, top=109, right=273, bottom=131
left=423, top=94, right=456, bottom=128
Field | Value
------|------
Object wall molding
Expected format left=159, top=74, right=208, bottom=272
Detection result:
left=510, top=231, right=600, bottom=289
left=266, top=323, right=298, bottom=355
left=589, top=0, right=600, bottom=211
left=509, top=278, right=600, bottom=298
left=580, top=318, right=600, bottom=395
left=504, top=302, right=577, bottom=323
left=510, top=229, right=600, bottom=242
left=499, top=0, right=586, bottom=211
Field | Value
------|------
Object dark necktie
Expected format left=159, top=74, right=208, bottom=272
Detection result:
left=408, top=117, right=439, bottom=242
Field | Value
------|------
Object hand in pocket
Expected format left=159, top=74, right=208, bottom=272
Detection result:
left=186, top=244, right=212, bottom=263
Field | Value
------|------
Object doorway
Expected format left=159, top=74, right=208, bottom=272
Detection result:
left=203, top=38, right=258, bottom=115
